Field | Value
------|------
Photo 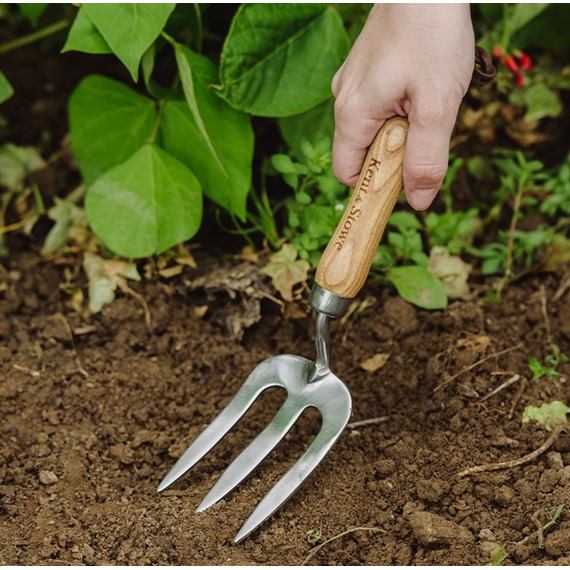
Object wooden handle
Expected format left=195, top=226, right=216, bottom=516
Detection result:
left=315, top=116, right=408, bottom=298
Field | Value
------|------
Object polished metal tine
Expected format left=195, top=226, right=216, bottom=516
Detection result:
left=233, top=383, right=351, bottom=543
left=157, top=377, right=283, bottom=493
left=196, top=397, right=307, bottom=512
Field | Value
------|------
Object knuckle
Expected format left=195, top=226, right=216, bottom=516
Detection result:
left=406, top=163, right=448, bottom=185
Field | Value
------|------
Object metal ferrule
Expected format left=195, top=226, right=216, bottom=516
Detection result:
left=308, top=284, right=351, bottom=319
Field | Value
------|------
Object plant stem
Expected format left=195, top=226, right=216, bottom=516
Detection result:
left=496, top=173, right=526, bottom=295
left=148, top=100, right=165, bottom=144
left=0, top=19, right=70, bottom=54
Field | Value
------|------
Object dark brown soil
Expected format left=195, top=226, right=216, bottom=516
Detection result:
left=2, top=27, right=570, bottom=567
left=1, top=250, right=569, bottom=566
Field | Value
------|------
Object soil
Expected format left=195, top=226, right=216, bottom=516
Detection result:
left=1, top=250, right=570, bottom=566
left=2, top=28, right=570, bottom=567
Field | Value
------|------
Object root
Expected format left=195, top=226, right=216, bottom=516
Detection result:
left=347, top=417, right=389, bottom=429
left=479, top=374, right=520, bottom=403
left=456, top=425, right=565, bottom=478
left=434, top=343, right=523, bottom=393
left=301, top=527, right=386, bottom=565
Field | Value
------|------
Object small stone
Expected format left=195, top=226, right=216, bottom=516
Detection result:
left=546, top=451, right=564, bottom=470
left=479, top=541, right=501, bottom=557
left=408, top=511, right=474, bottom=547
left=478, top=528, right=496, bottom=541
left=39, top=470, right=58, bottom=485
left=539, top=469, right=560, bottom=493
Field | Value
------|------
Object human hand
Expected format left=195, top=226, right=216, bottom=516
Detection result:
left=332, top=4, right=475, bottom=210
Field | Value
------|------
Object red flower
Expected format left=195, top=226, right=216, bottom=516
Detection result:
left=492, top=45, right=504, bottom=59
left=503, top=55, right=520, bottom=75
left=515, top=73, right=525, bottom=88
left=519, top=53, right=533, bottom=71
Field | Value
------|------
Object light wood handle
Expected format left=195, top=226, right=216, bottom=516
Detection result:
left=315, top=116, right=408, bottom=298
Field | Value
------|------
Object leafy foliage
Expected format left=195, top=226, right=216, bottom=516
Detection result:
left=218, top=5, right=349, bottom=117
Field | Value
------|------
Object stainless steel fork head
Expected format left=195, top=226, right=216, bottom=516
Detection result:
left=157, top=352, right=351, bottom=543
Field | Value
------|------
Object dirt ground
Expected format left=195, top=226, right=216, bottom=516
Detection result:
left=1, top=28, right=570, bottom=567
left=1, top=249, right=569, bottom=565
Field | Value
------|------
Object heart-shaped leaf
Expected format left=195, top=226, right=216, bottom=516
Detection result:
left=85, top=144, right=202, bottom=258
left=62, top=8, right=112, bottom=55
left=219, top=4, right=349, bottom=117
left=160, top=99, right=253, bottom=221
left=82, top=3, right=176, bottom=81
left=69, top=75, right=156, bottom=184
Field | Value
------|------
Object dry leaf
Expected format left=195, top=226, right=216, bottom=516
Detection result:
left=159, top=265, right=184, bottom=279
left=360, top=353, right=391, bottom=373
left=193, top=305, right=208, bottom=318
left=261, top=244, right=310, bottom=302
left=428, top=246, right=472, bottom=299
left=456, top=335, right=491, bottom=353
left=175, top=255, right=198, bottom=269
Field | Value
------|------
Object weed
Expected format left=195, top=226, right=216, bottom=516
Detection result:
left=528, top=344, right=568, bottom=382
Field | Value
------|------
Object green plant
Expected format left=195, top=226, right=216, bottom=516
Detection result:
left=528, top=344, right=568, bottom=382
left=55, top=4, right=350, bottom=258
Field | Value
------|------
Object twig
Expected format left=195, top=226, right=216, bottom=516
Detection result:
left=347, top=417, right=389, bottom=429
left=301, top=527, right=386, bottom=565
left=13, top=364, right=41, bottom=377
left=508, top=376, right=528, bottom=420
left=553, top=271, right=570, bottom=302
left=434, top=343, right=523, bottom=393
left=119, top=284, right=152, bottom=332
left=539, top=285, right=552, bottom=345
left=479, top=374, right=520, bottom=403
left=456, top=425, right=565, bottom=478
left=501, top=506, right=563, bottom=563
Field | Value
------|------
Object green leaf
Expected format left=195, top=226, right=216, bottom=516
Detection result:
left=82, top=4, right=176, bottom=81
left=174, top=44, right=226, bottom=176
left=388, top=211, right=423, bottom=231
left=522, top=401, right=570, bottom=431
left=160, top=99, right=253, bottom=220
left=18, top=3, right=48, bottom=27
left=261, top=243, right=310, bottom=301
left=386, top=265, right=448, bottom=310
left=69, top=75, right=156, bottom=185
left=508, top=3, right=550, bottom=37
left=0, top=71, right=14, bottom=105
left=219, top=4, right=349, bottom=117
left=85, top=144, right=203, bottom=258
left=62, top=7, right=112, bottom=54
left=278, top=98, right=335, bottom=158
left=523, top=84, right=562, bottom=123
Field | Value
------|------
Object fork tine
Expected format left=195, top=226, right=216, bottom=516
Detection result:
left=196, top=397, right=307, bottom=512
left=157, top=378, right=282, bottom=492
left=233, top=393, right=351, bottom=543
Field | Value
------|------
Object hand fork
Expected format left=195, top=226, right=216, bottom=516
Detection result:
left=157, top=117, right=409, bottom=543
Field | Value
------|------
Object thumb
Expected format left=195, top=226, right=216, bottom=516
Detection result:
left=403, top=108, right=456, bottom=211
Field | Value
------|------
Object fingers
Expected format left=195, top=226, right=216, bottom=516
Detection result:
left=403, top=96, right=460, bottom=210
left=332, top=112, right=386, bottom=188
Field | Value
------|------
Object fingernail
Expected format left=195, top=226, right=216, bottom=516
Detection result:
left=410, top=189, right=437, bottom=210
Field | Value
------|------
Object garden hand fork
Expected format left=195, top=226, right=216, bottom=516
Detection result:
left=157, top=117, right=408, bottom=543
